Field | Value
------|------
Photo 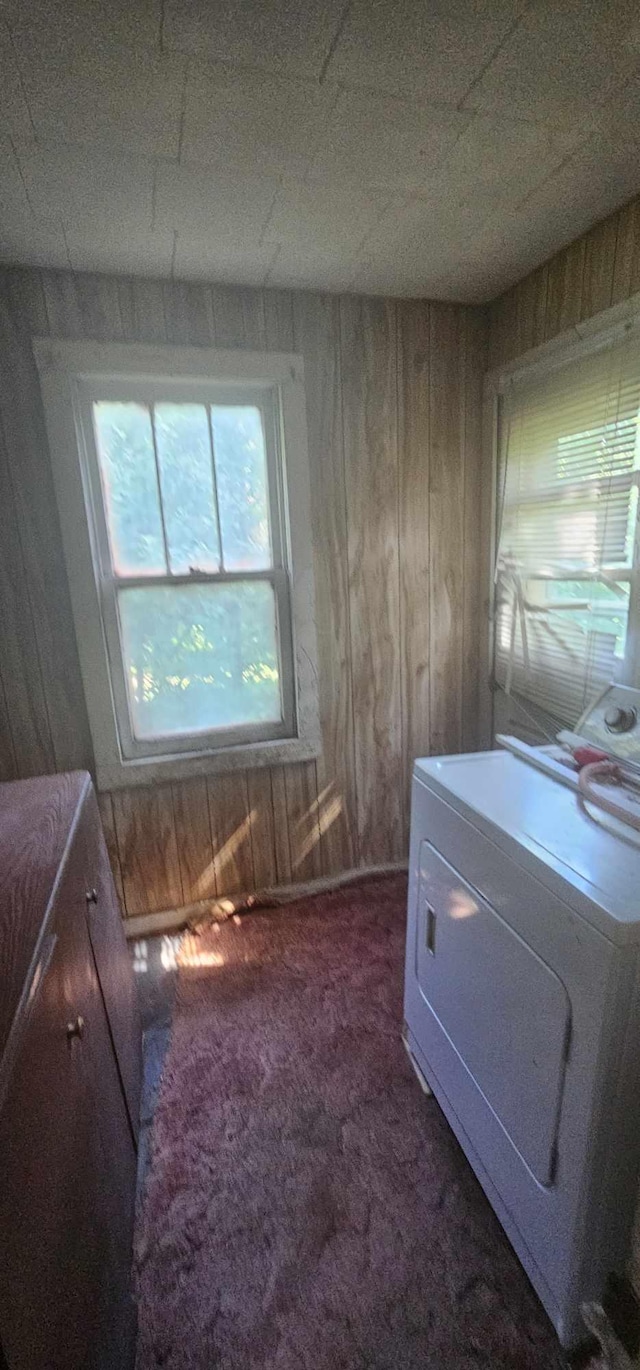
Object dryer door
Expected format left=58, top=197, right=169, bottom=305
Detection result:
left=415, top=841, right=570, bottom=1185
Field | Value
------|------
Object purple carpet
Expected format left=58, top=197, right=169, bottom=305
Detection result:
left=135, top=874, right=569, bottom=1369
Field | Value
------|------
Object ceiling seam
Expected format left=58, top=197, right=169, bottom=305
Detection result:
left=456, top=0, right=533, bottom=111
left=318, top=0, right=355, bottom=85
left=2, top=15, right=38, bottom=140
left=176, top=60, right=189, bottom=163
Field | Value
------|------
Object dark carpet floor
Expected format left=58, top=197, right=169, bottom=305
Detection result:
left=135, top=873, right=572, bottom=1370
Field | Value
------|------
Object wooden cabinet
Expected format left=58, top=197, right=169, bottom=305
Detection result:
left=0, top=773, right=142, bottom=1370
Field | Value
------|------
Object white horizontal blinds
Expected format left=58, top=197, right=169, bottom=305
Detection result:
left=495, top=333, right=640, bottom=727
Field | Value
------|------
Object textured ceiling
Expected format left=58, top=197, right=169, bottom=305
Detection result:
left=1, top=0, right=640, bottom=302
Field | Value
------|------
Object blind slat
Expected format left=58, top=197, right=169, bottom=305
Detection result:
left=495, top=333, right=640, bottom=725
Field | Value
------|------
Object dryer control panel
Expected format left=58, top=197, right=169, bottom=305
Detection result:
left=573, top=684, right=640, bottom=765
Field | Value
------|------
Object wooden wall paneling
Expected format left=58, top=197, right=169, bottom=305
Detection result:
left=207, top=773, right=255, bottom=896
left=96, top=791, right=125, bottom=910
left=41, top=269, right=85, bottom=338
left=0, top=272, right=54, bottom=779
left=531, top=266, right=549, bottom=349
left=515, top=265, right=548, bottom=355
left=265, top=287, right=322, bottom=877
left=71, top=274, right=125, bottom=341
left=283, top=761, right=323, bottom=880
left=0, top=276, right=93, bottom=774
left=397, top=300, right=431, bottom=832
left=239, top=287, right=268, bottom=351
left=112, top=785, right=183, bottom=916
left=264, top=289, right=294, bottom=356
left=213, top=287, right=294, bottom=887
left=0, top=414, right=55, bottom=777
left=429, top=302, right=464, bottom=758
left=246, top=768, right=278, bottom=889
left=4, top=267, right=50, bottom=337
left=128, top=277, right=170, bottom=344
left=0, top=265, right=488, bottom=918
left=340, top=296, right=403, bottom=864
left=209, top=285, right=254, bottom=349
left=544, top=238, right=586, bottom=341
left=487, top=287, right=518, bottom=370
left=492, top=196, right=640, bottom=366
left=0, top=672, right=17, bottom=783
left=580, top=216, right=618, bottom=321
left=115, top=278, right=136, bottom=340
left=461, top=309, right=487, bottom=752
left=269, top=766, right=292, bottom=886
left=264, top=287, right=294, bottom=351
left=163, top=281, right=213, bottom=347
left=171, top=778, right=217, bottom=904
left=612, top=200, right=640, bottom=305
left=43, top=269, right=126, bottom=343
left=293, top=291, right=356, bottom=874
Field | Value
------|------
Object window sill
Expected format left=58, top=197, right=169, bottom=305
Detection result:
left=95, top=732, right=322, bottom=792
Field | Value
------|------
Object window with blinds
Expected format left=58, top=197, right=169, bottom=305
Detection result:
left=494, top=332, right=640, bottom=728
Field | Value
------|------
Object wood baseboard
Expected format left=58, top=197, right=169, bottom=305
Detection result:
left=123, top=862, right=408, bottom=941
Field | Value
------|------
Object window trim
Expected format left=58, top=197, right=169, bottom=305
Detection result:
left=34, top=338, right=321, bottom=790
left=483, top=287, right=640, bottom=744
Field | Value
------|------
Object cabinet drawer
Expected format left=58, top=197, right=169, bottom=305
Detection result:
left=77, top=788, right=142, bottom=1144
left=0, top=823, right=136, bottom=1370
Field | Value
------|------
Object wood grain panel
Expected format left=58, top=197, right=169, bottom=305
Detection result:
left=163, top=281, right=212, bottom=347
left=340, top=296, right=403, bottom=864
left=207, top=773, right=254, bottom=896
left=516, top=265, right=548, bottom=356
left=4, top=267, right=49, bottom=336
left=429, top=302, right=464, bottom=758
left=41, top=269, right=85, bottom=338
left=490, top=193, right=640, bottom=366
left=581, top=217, right=618, bottom=321
left=112, top=786, right=182, bottom=917
left=0, top=276, right=93, bottom=774
left=0, top=675, right=17, bottom=784
left=0, top=416, right=54, bottom=777
left=210, top=285, right=254, bottom=348
left=293, top=291, right=356, bottom=873
left=246, top=768, right=278, bottom=889
left=96, top=791, right=125, bottom=911
left=488, top=287, right=518, bottom=370
left=461, top=309, right=487, bottom=753
left=269, top=765, right=292, bottom=885
left=171, top=778, right=216, bottom=904
left=0, top=264, right=487, bottom=917
left=544, top=239, right=585, bottom=341
left=398, top=300, right=431, bottom=831
left=264, top=290, right=294, bottom=354
left=128, top=278, right=169, bottom=344
left=612, top=199, right=640, bottom=305
left=284, top=760, right=322, bottom=881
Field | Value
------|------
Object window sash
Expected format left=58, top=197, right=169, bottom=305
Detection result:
left=79, top=381, right=286, bottom=577
left=493, top=332, right=640, bottom=727
left=75, top=380, right=296, bottom=758
left=99, top=568, right=295, bottom=760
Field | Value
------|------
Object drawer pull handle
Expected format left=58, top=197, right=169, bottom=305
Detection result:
left=426, top=905, right=437, bottom=956
left=66, top=1015, right=85, bottom=1042
left=86, top=888, right=98, bottom=905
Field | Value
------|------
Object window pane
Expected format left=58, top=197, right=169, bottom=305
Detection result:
left=93, top=402, right=166, bottom=574
left=118, top=581, right=281, bottom=739
left=153, top=403, right=221, bottom=574
left=211, top=406, right=272, bottom=569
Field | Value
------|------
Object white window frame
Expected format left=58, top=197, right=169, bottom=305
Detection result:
left=35, top=339, right=321, bottom=790
left=483, top=291, right=640, bottom=744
